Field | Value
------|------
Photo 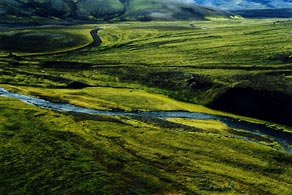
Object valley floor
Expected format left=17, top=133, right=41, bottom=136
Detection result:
left=0, top=19, right=292, bottom=194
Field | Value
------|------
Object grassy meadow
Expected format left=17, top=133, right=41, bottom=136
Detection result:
left=1, top=18, right=292, bottom=194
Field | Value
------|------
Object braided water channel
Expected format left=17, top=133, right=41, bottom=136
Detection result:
left=1, top=87, right=291, bottom=154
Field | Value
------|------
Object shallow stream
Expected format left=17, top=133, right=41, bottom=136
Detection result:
left=1, top=88, right=291, bottom=153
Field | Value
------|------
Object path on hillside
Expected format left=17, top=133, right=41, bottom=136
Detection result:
left=84, top=28, right=102, bottom=48
left=49, top=27, right=102, bottom=53
left=18, top=27, right=102, bottom=57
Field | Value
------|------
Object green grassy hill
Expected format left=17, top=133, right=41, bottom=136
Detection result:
left=0, top=0, right=232, bottom=23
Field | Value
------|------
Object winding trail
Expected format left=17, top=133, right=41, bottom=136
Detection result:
left=1, top=87, right=291, bottom=153
left=81, top=28, right=102, bottom=49
left=53, top=28, right=102, bottom=53
left=18, top=27, right=102, bottom=57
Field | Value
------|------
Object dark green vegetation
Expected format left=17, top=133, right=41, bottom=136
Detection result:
left=0, top=0, right=232, bottom=23
left=1, top=19, right=292, bottom=194
left=0, top=25, right=93, bottom=54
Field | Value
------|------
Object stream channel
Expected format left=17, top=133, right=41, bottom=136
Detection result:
left=1, top=87, right=291, bottom=154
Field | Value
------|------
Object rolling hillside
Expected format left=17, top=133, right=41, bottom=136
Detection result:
left=0, top=0, right=232, bottom=23
left=120, top=0, right=232, bottom=21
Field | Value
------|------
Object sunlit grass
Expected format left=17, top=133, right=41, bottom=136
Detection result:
left=1, top=96, right=292, bottom=194
left=69, top=19, right=292, bottom=68
left=0, top=84, right=223, bottom=113
left=166, top=118, right=228, bottom=133
left=1, top=19, right=292, bottom=194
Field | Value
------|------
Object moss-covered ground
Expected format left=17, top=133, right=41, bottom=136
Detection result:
left=1, top=19, right=292, bottom=194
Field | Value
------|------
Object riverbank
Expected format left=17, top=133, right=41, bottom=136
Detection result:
left=1, top=87, right=291, bottom=153
left=1, top=90, right=292, bottom=195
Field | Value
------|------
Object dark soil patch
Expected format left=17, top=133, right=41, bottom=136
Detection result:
left=269, top=53, right=292, bottom=64
left=66, top=81, right=91, bottom=89
left=42, top=61, right=92, bottom=69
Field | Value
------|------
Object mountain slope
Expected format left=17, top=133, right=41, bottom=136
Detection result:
left=123, top=0, right=232, bottom=21
left=0, top=0, right=232, bottom=23
left=0, top=0, right=125, bottom=22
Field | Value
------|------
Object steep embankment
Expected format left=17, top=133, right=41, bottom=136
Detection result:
left=209, top=87, right=292, bottom=126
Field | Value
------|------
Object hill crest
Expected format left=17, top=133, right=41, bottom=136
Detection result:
left=0, top=0, right=232, bottom=23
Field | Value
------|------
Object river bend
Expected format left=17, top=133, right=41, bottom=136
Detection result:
left=1, top=88, right=291, bottom=153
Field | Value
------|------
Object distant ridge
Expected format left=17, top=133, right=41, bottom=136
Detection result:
left=232, top=8, right=292, bottom=18
left=193, top=0, right=292, bottom=10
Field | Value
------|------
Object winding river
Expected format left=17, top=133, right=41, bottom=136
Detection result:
left=1, top=87, right=291, bottom=154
